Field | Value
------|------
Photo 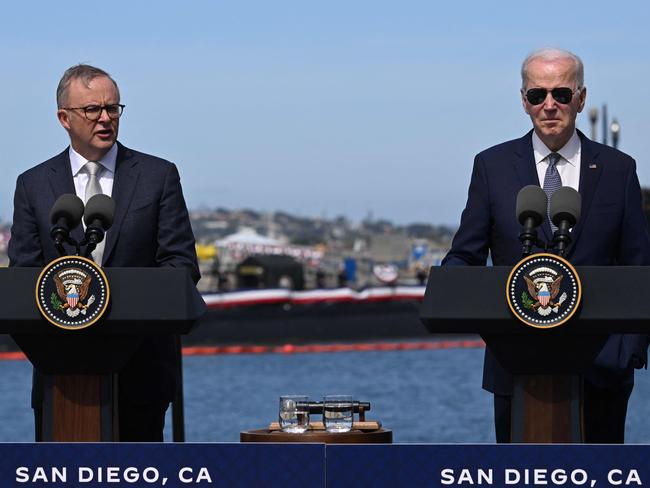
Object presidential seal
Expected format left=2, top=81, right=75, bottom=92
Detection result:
left=35, top=256, right=110, bottom=330
left=506, top=253, right=581, bottom=329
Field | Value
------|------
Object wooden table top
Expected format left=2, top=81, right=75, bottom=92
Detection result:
left=240, top=428, right=392, bottom=444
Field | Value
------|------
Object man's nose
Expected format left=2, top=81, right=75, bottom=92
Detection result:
left=97, top=107, right=111, bottom=122
left=543, top=92, right=557, bottom=110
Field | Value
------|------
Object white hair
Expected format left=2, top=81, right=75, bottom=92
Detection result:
left=521, top=48, right=584, bottom=89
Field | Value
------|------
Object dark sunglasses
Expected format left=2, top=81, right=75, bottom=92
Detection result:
left=524, top=87, right=580, bottom=105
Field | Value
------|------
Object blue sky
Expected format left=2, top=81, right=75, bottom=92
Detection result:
left=1, top=1, right=649, bottom=225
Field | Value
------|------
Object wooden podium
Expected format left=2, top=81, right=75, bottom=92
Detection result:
left=0, top=267, right=205, bottom=441
left=420, top=265, right=649, bottom=443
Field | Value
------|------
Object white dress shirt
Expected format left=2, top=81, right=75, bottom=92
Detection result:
left=532, top=130, right=581, bottom=192
left=69, top=143, right=117, bottom=264
left=69, top=143, right=117, bottom=199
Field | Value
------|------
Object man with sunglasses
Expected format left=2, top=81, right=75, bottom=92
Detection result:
left=8, top=64, right=200, bottom=441
left=443, top=48, right=650, bottom=443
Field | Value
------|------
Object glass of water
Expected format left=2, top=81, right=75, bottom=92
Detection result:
left=279, top=395, right=310, bottom=433
left=323, top=395, right=354, bottom=433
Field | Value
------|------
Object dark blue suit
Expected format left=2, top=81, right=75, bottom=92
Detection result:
left=442, top=130, right=650, bottom=441
left=8, top=142, right=200, bottom=439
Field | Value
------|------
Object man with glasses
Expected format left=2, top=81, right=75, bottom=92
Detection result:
left=8, top=64, right=200, bottom=441
left=442, top=48, right=650, bottom=443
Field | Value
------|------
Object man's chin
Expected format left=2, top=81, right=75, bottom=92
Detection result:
left=535, top=127, right=574, bottom=151
left=540, top=122, right=562, bottom=131
left=537, top=126, right=567, bottom=139
left=92, top=139, right=117, bottom=151
left=77, top=140, right=116, bottom=160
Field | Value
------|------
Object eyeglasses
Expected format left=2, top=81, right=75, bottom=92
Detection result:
left=61, top=104, right=125, bottom=121
left=524, top=87, right=580, bottom=105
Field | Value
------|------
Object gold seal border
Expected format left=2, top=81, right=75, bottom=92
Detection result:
left=505, top=252, right=582, bottom=329
left=35, top=255, right=111, bottom=331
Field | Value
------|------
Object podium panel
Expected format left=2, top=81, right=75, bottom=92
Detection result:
left=421, top=266, right=650, bottom=333
left=421, top=265, right=650, bottom=443
left=0, top=267, right=205, bottom=441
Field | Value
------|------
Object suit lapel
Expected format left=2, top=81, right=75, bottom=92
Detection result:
left=47, top=148, right=85, bottom=244
left=512, top=131, right=553, bottom=242
left=102, top=143, right=140, bottom=264
left=566, top=131, right=602, bottom=253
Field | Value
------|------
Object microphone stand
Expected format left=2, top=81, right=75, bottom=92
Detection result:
left=551, top=221, right=573, bottom=257
left=519, top=218, right=548, bottom=257
left=79, top=225, right=106, bottom=259
left=80, top=240, right=96, bottom=259
left=52, top=234, right=81, bottom=257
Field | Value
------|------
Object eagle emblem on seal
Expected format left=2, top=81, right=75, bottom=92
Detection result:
left=522, top=266, right=567, bottom=317
left=506, top=253, right=581, bottom=329
left=51, top=268, right=96, bottom=318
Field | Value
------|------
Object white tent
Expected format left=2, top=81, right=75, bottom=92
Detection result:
left=216, top=227, right=283, bottom=247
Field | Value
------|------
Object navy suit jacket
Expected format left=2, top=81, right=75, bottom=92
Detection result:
left=442, top=130, right=650, bottom=395
left=8, top=142, right=200, bottom=407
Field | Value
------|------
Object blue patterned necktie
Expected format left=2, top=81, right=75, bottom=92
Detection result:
left=543, top=152, right=562, bottom=231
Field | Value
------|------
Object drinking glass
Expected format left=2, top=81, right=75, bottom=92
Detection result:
left=323, top=395, right=354, bottom=433
left=279, top=395, right=310, bottom=433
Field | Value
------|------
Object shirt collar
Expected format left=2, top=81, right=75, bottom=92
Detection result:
left=532, top=130, right=581, bottom=167
left=69, top=143, right=118, bottom=176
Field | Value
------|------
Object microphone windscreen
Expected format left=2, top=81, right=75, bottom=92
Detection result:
left=49, top=194, right=84, bottom=227
left=84, top=194, right=116, bottom=229
left=516, top=185, right=548, bottom=225
left=550, top=187, right=581, bottom=226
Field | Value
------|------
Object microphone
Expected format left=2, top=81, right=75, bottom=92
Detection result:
left=49, top=194, right=84, bottom=249
left=83, top=194, right=116, bottom=251
left=550, top=187, right=581, bottom=256
left=516, top=185, right=548, bottom=256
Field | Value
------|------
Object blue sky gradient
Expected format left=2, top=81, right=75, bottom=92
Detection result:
left=2, top=1, right=649, bottom=225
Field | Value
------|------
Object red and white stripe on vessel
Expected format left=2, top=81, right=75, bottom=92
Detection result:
left=202, top=286, right=426, bottom=309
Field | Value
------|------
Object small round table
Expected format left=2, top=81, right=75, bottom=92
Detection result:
left=240, top=429, right=392, bottom=444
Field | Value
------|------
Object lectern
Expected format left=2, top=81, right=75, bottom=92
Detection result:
left=0, top=267, right=205, bottom=441
left=421, top=266, right=649, bottom=443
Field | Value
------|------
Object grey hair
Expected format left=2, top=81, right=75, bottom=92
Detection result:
left=56, top=64, right=120, bottom=108
left=521, top=48, right=584, bottom=89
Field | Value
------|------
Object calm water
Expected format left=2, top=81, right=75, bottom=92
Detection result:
left=1, top=347, right=650, bottom=443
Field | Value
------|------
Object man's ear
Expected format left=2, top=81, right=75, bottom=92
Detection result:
left=57, top=109, right=71, bottom=130
left=577, top=87, right=587, bottom=113
left=521, top=90, right=530, bottom=115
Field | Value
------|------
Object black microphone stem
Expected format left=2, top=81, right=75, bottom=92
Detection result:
left=519, top=217, right=540, bottom=257
left=553, top=221, right=573, bottom=257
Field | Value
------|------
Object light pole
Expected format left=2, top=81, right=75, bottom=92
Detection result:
left=611, top=118, right=621, bottom=149
left=601, top=104, right=608, bottom=146
left=589, top=107, right=598, bottom=141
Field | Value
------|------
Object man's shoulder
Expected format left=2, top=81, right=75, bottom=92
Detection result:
left=581, top=135, right=635, bottom=165
left=17, top=148, right=69, bottom=181
left=476, top=133, right=530, bottom=161
left=118, top=143, right=175, bottom=171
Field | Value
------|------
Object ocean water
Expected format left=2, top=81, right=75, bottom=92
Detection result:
left=1, top=347, right=650, bottom=443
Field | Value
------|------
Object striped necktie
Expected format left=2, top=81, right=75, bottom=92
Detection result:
left=543, top=152, right=562, bottom=232
left=84, top=161, right=105, bottom=263
left=84, top=161, right=103, bottom=202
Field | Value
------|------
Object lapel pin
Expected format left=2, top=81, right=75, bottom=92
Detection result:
left=589, top=163, right=597, bottom=169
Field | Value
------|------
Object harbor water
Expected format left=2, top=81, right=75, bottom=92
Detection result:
left=2, top=347, right=650, bottom=443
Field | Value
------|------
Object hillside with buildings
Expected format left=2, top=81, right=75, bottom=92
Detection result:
left=190, top=208, right=454, bottom=291
left=0, top=208, right=454, bottom=291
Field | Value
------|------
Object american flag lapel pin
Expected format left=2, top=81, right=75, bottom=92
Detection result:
left=589, top=163, right=597, bottom=169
